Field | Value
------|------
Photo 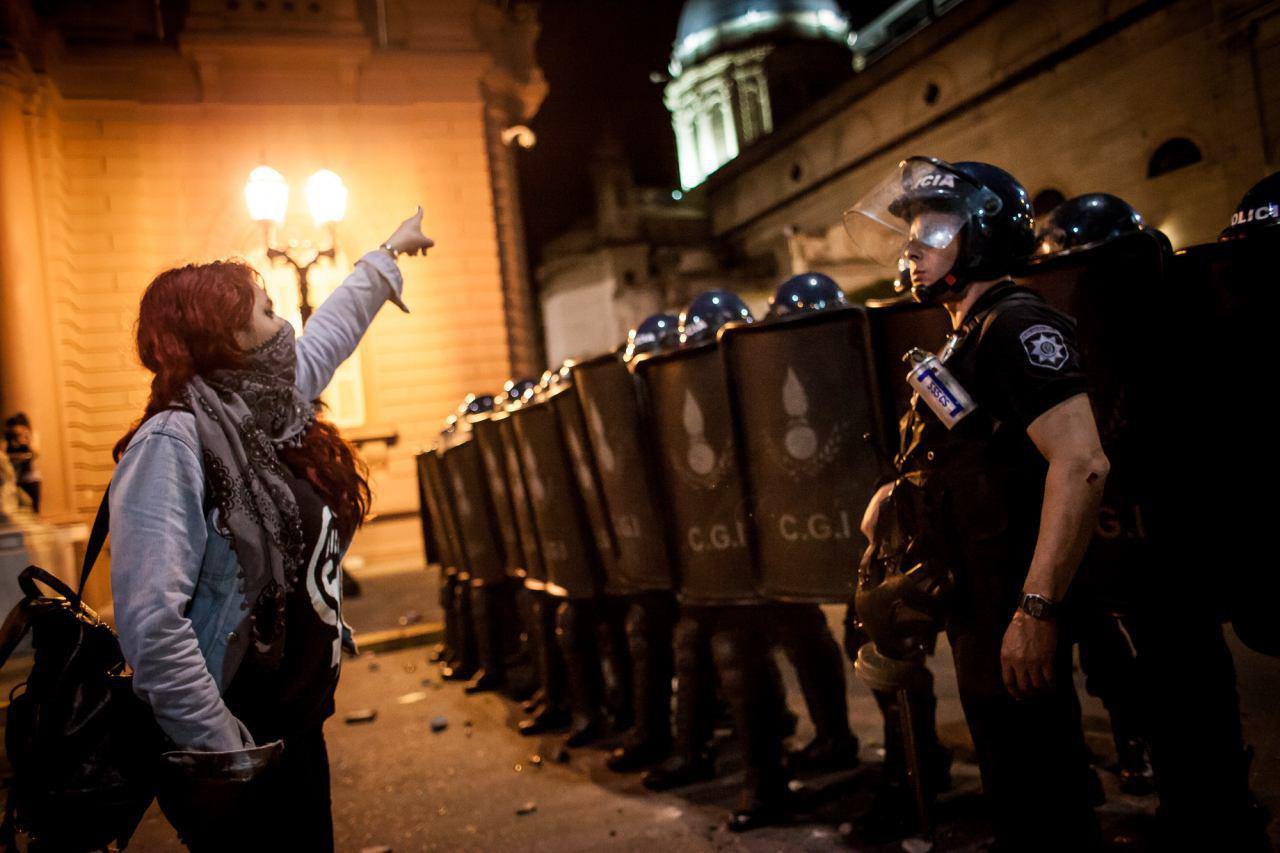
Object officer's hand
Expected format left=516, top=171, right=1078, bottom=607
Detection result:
left=1000, top=611, right=1057, bottom=700
left=383, top=206, right=434, bottom=257
left=860, top=482, right=894, bottom=540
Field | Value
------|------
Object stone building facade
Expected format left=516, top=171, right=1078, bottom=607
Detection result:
left=0, top=0, right=546, bottom=587
left=539, top=0, right=1280, bottom=345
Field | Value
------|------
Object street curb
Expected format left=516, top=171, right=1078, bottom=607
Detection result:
left=354, top=621, right=443, bottom=654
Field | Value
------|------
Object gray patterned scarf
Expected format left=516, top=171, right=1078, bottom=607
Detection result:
left=186, top=323, right=316, bottom=668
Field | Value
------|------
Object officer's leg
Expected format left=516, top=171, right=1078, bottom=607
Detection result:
left=433, top=574, right=456, bottom=664
left=518, top=591, right=571, bottom=736
left=772, top=602, right=859, bottom=772
left=610, top=592, right=676, bottom=773
left=947, top=560, right=1100, bottom=852
left=555, top=598, right=607, bottom=748
left=712, top=607, right=789, bottom=832
left=596, top=595, right=635, bottom=733
left=442, top=580, right=477, bottom=681
left=1074, top=607, right=1153, bottom=794
left=643, top=607, right=717, bottom=791
left=465, top=583, right=506, bottom=694
left=1132, top=601, right=1270, bottom=849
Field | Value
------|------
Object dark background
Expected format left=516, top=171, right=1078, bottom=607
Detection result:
left=516, top=0, right=889, bottom=269
left=515, top=0, right=688, bottom=262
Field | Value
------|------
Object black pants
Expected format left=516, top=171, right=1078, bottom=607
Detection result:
left=159, top=727, right=334, bottom=852
left=706, top=605, right=788, bottom=804
left=947, top=539, right=1099, bottom=851
left=768, top=602, right=853, bottom=744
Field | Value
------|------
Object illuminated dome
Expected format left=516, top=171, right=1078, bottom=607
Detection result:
left=672, top=0, right=851, bottom=70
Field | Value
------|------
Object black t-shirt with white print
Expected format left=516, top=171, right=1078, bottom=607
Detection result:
left=225, top=471, right=347, bottom=742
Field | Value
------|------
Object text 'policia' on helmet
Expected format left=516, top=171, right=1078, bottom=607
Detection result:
left=1220, top=171, right=1280, bottom=241
left=1033, top=193, right=1146, bottom=258
left=843, top=156, right=1035, bottom=303
left=767, top=273, right=847, bottom=319
left=624, top=313, right=679, bottom=362
left=677, top=289, right=753, bottom=346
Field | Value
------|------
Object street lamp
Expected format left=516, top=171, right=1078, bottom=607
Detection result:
left=245, top=166, right=348, bottom=326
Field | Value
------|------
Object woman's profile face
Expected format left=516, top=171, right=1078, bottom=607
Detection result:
left=234, top=285, right=287, bottom=351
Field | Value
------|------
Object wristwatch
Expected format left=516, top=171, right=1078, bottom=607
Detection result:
left=379, top=242, right=400, bottom=259
left=1017, top=592, right=1060, bottom=621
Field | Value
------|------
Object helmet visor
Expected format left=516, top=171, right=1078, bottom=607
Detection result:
left=843, top=157, right=1003, bottom=267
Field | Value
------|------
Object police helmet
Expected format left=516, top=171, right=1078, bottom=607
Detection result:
left=678, top=290, right=753, bottom=346
left=462, top=393, right=495, bottom=416
left=1033, top=193, right=1145, bottom=257
left=500, top=378, right=537, bottom=408
left=624, top=313, right=680, bottom=361
left=767, top=273, right=847, bottom=319
left=1220, top=172, right=1280, bottom=241
left=844, top=156, right=1035, bottom=303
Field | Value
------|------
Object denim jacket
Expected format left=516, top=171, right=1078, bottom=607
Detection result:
left=110, top=250, right=405, bottom=752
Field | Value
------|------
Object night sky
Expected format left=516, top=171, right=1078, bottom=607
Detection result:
left=515, top=0, right=872, bottom=272
left=516, top=0, right=688, bottom=264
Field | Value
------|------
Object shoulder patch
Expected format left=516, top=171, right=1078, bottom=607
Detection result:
left=1019, top=324, right=1068, bottom=370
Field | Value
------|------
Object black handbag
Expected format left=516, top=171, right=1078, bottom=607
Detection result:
left=0, top=490, right=162, bottom=850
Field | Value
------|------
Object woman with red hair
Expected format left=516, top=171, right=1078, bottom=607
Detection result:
left=110, top=209, right=432, bottom=850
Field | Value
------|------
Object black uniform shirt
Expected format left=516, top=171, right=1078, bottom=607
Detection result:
left=898, top=281, right=1089, bottom=559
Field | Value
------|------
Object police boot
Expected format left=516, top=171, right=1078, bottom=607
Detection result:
left=465, top=586, right=507, bottom=694
left=442, top=583, right=477, bottom=681
left=1115, top=735, right=1154, bottom=795
left=556, top=600, right=606, bottom=748
left=777, top=605, right=860, bottom=774
left=713, top=621, right=790, bottom=833
left=609, top=596, right=675, bottom=773
left=850, top=687, right=950, bottom=844
left=642, top=610, right=716, bottom=790
left=597, top=598, right=635, bottom=734
left=518, top=595, right=571, bottom=736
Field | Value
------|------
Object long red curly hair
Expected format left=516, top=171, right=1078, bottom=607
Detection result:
left=114, top=260, right=370, bottom=543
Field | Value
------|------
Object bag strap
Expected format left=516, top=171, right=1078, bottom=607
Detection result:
left=72, top=486, right=111, bottom=609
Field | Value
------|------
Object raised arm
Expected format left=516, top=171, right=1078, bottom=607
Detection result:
left=294, top=207, right=432, bottom=400
left=110, top=424, right=254, bottom=751
left=294, top=250, right=405, bottom=400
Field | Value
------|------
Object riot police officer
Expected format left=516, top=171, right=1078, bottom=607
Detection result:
left=635, top=291, right=792, bottom=832
left=1031, top=193, right=1157, bottom=794
left=846, top=157, right=1108, bottom=850
left=606, top=314, right=682, bottom=773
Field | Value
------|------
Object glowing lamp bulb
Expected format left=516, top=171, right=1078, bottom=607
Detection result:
left=244, top=165, right=289, bottom=223
left=305, top=169, right=348, bottom=226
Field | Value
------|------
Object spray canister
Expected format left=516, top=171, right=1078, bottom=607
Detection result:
left=904, top=347, right=976, bottom=429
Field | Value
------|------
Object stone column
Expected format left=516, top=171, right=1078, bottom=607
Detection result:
left=0, top=55, right=71, bottom=518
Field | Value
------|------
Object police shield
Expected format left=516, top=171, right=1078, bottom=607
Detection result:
left=1019, top=230, right=1166, bottom=609
left=507, top=398, right=602, bottom=599
left=471, top=415, right=526, bottom=580
left=570, top=353, right=674, bottom=593
left=721, top=307, right=884, bottom=601
left=633, top=345, right=759, bottom=604
left=422, top=448, right=465, bottom=578
left=547, top=381, right=621, bottom=588
left=493, top=410, right=546, bottom=586
left=865, top=297, right=951, bottom=453
left=1169, top=234, right=1278, bottom=655
left=414, top=450, right=440, bottom=566
left=440, top=439, right=507, bottom=586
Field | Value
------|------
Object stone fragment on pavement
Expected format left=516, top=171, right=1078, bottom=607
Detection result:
left=345, top=709, right=378, bottom=724
left=430, top=715, right=448, bottom=732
